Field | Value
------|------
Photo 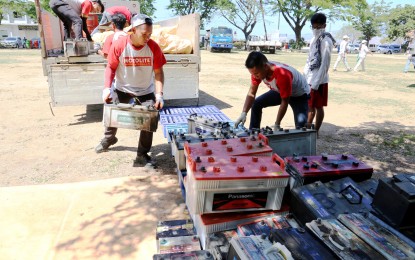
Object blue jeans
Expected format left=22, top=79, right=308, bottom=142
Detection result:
left=404, top=58, right=415, bottom=72
left=250, top=90, right=309, bottom=129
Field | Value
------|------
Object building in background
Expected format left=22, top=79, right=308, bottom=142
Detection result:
left=0, top=10, right=39, bottom=40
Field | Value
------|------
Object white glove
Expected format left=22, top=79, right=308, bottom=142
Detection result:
left=273, top=124, right=281, bottom=131
left=234, top=112, right=247, bottom=128
left=155, top=93, right=164, bottom=110
left=102, top=88, right=111, bottom=103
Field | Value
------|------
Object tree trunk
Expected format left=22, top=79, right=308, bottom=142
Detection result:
left=295, top=27, right=302, bottom=49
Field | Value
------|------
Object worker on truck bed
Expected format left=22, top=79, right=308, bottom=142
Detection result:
left=95, top=14, right=166, bottom=169
left=234, top=51, right=310, bottom=130
left=98, top=12, right=127, bottom=58
left=91, top=6, right=132, bottom=36
left=49, top=0, right=104, bottom=41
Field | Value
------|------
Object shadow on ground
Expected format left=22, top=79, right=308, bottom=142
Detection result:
left=70, top=104, right=103, bottom=126
left=319, top=121, right=415, bottom=178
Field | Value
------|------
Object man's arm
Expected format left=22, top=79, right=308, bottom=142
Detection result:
left=154, top=67, right=165, bottom=109
left=275, top=97, right=289, bottom=126
left=242, top=84, right=259, bottom=113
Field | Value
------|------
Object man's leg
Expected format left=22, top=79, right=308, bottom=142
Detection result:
left=314, top=108, right=324, bottom=132
left=343, top=56, right=351, bottom=71
left=289, top=93, right=308, bottom=128
left=314, top=84, right=328, bottom=134
left=249, top=90, right=281, bottom=129
left=333, top=55, right=341, bottom=70
left=50, top=2, right=73, bottom=40
left=404, top=59, right=411, bottom=72
left=361, top=58, right=365, bottom=71
left=353, top=58, right=362, bottom=71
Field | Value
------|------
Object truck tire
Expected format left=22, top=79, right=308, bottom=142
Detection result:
left=270, top=49, right=275, bottom=54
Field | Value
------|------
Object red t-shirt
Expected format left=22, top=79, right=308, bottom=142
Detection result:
left=80, top=0, right=92, bottom=16
left=106, top=6, right=132, bottom=23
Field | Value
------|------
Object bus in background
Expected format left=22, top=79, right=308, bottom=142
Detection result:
left=206, top=26, right=233, bottom=53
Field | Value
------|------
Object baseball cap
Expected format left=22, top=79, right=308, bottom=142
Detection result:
left=362, top=40, right=367, bottom=44
left=343, top=35, right=349, bottom=39
left=131, top=14, right=153, bottom=28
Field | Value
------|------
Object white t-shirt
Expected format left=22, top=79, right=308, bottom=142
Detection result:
left=358, top=44, right=370, bottom=58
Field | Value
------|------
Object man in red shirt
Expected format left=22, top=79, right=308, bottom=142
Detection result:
left=234, top=51, right=310, bottom=130
left=91, top=6, right=132, bottom=35
left=49, top=0, right=104, bottom=40
left=98, top=12, right=127, bottom=58
left=95, top=14, right=166, bottom=168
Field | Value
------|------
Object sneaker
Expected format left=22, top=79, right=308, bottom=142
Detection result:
left=134, top=153, right=157, bottom=168
left=95, top=137, right=118, bottom=153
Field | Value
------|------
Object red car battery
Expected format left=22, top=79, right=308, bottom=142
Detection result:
left=290, top=181, right=371, bottom=226
left=156, top=219, right=195, bottom=240
left=157, top=235, right=201, bottom=254
left=269, top=227, right=337, bottom=259
left=237, top=218, right=273, bottom=237
left=259, top=126, right=317, bottom=157
left=185, top=154, right=289, bottom=214
left=285, top=153, right=373, bottom=189
left=306, top=218, right=384, bottom=259
left=338, top=213, right=415, bottom=259
left=192, top=206, right=289, bottom=249
left=227, top=235, right=293, bottom=260
left=206, top=229, right=238, bottom=260
left=153, top=250, right=214, bottom=260
left=184, top=134, right=273, bottom=159
left=372, top=173, right=415, bottom=229
left=324, top=177, right=374, bottom=213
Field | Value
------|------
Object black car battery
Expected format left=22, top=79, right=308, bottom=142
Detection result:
left=153, top=250, right=214, bottom=260
left=285, top=154, right=373, bottom=190
left=372, top=173, right=415, bottom=229
left=206, top=229, right=238, bottom=260
left=356, top=178, right=379, bottom=198
left=306, top=218, right=385, bottom=260
left=258, top=126, right=317, bottom=157
left=269, top=227, right=337, bottom=259
left=338, top=213, right=415, bottom=259
left=291, top=181, right=369, bottom=226
left=156, top=219, right=195, bottom=240
left=324, top=177, right=374, bottom=213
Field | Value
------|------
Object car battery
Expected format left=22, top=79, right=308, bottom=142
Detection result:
left=185, top=154, right=289, bottom=214
left=372, top=173, right=415, bottom=229
left=268, top=227, right=337, bottom=259
left=156, top=219, right=195, bottom=240
left=237, top=218, right=273, bottom=237
left=176, top=169, right=187, bottom=202
left=187, top=113, right=233, bottom=135
left=153, top=250, right=215, bottom=260
left=338, top=213, right=415, bottom=259
left=160, top=105, right=223, bottom=115
left=172, top=132, right=222, bottom=170
left=192, top=206, right=289, bottom=249
left=63, top=39, right=89, bottom=57
left=184, top=134, right=273, bottom=159
left=206, top=229, right=238, bottom=260
left=324, top=177, right=374, bottom=213
left=157, top=235, right=201, bottom=254
left=227, top=235, right=292, bottom=260
left=259, top=126, right=317, bottom=157
left=356, top=178, right=379, bottom=198
left=285, top=154, right=373, bottom=189
left=103, top=103, right=159, bottom=131
left=291, top=181, right=371, bottom=226
left=306, top=218, right=384, bottom=259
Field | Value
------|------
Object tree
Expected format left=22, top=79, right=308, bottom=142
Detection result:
left=138, top=0, right=156, bottom=17
left=387, top=4, right=415, bottom=41
left=217, top=0, right=260, bottom=43
left=168, top=0, right=219, bottom=29
left=335, top=25, right=362, bottom=43
left=265, top=0, right=367, bottom=49
left=0, top=0, right=30, bottom=24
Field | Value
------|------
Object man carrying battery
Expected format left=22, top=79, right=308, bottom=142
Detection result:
left=95, top=14, right=166, bottom=168
left=234, top=51, right=310, bottom=130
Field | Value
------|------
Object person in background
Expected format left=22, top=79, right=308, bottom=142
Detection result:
left=22, top=37, right=27, bottom=48
left=303, top=12, right=335, bottom=136
left=98, top=12, right=127, bottom=59
left=353, top=40, right=372, bottom=72
left=234, top=51, right=310, bottom=130
left=91, top=6, right=132, bottom=36
left=49, top=0, right=104, bottom=41
left=333, top=35, right=351, bottom=71
left=95, top=14, right=166, bottom=168
left=404, top=39, right=415, bottom=73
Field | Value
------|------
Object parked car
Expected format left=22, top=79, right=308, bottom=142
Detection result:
left=377, top=44, right=401, bottom=54
left=0, top=37, right=23, bottom=48
left=348, top=43, right=360, bottom=54
left=368, top=43, right=378, bottom=52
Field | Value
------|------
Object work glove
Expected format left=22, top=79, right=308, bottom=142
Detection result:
left=155, top=93, right=164, bottom=110
left=102, top=88, right=111, bottom=103
left=234, top=112, right=247, bottom=128
left=273, top=124, right=281, bottom=132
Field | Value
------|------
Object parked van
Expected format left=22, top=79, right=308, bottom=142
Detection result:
left=368, top=43, right=377, bottom=52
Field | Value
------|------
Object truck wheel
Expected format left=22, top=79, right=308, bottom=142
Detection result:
left=226, top=49, right=231, bottom=53
left=270, top=49, right=275, bottom=54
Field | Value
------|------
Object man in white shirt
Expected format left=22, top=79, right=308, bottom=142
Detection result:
left=353, top=40, right=372, bottom=72
left=304, top=12, right=335, bottom=135
left=333, top=35, right=351, bottom=71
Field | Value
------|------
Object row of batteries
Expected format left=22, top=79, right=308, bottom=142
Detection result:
left=151, top=114, right=415, bottom=259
